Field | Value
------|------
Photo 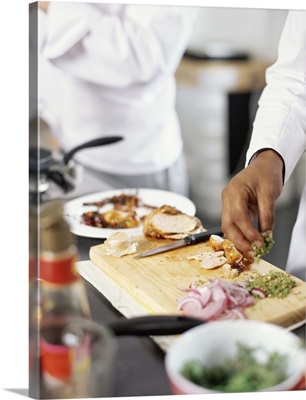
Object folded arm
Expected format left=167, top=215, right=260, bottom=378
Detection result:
left=39, top=3, right=197, bottom=87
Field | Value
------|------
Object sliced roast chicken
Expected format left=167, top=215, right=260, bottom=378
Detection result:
left=143, top=204, right=203, bottom=239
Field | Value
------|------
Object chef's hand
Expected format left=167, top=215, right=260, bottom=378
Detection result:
left=221, top=149, right=284, bottom=258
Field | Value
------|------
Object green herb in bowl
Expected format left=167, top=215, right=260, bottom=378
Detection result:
left=180, top=342, right=288, bottom=392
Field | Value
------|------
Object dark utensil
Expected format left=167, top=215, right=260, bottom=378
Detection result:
left=63, top=136, right=123, bottom=165
left=107, top=315, right=204, bottom=337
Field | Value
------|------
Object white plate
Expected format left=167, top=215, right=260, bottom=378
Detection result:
left=64, top=188, right=196, bottom=239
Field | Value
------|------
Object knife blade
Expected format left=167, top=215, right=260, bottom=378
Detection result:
left=134, top=226, right=223, bottom=259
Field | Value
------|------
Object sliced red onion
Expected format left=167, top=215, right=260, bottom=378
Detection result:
left=196, top=286, right=212, bottom=306
left=212, top=308, right=246, bottom=320
left=250, top=287, right=266, bottom=298
left=230, top=308, right=247, bottom=319
left=212, top=309, right=234, bottom=320
left=176, top=296, right=203, bottom=311
left=177, top=278, right=255, bottom=322
left=177, top=299, right=206, bottom=320
left=197, top=287, right=227, bottom=320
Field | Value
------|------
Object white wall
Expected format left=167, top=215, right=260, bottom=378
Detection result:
left=187, top=7, right=288, bottom=62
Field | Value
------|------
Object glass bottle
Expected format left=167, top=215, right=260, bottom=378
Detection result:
left=38, top=200, right=91, bottom=398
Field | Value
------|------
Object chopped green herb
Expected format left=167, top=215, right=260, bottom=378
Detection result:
left=252, top=232, right=275, bottom=262
left=180, top=342, right=288, bottom=392
left=246, top=270, right=297, bottom=298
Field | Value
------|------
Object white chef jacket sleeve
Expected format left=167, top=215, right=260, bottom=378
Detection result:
left=40, top=2, right=197, bottom=88
left=246, top=10, right=306, bottom=184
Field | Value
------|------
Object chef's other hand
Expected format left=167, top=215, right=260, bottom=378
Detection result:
left=221, top=149, right=284, bottom=258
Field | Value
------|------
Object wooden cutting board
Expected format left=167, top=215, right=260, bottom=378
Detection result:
left=89, top=235, right=306, bottom=328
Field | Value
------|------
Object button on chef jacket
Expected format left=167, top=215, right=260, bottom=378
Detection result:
left=38, top=3, right=198, bottom=175
left=246, top=11, right=306, bottom=280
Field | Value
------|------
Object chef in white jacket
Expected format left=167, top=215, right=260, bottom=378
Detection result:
left=221, top=10, right=306, bottom=281
left=37, top=2, right=198, bottom=196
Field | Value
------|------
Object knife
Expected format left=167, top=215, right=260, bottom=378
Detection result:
left=134, top=226, right=223, bottom=259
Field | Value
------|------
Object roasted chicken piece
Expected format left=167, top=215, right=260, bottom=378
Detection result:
left=143, top=204, right=203, bottom=239
left=207, top=234, right=252, bottom=273
left=188, top=251, right=228, bottom=270
left=209, top=234, right=225, bottom=252
left=221, top=239, right=243, bottom=264
left=81, top=209, right=140, bottom=229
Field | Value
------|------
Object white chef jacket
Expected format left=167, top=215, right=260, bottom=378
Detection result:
left=246, top=11, right=306, bottom=280
left=38, top=3, right=197, bottom=175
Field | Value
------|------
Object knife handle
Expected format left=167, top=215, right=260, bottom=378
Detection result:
left=184, top=227, right=223, bottom=245
left=108, top=315, right=204, bottom=336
